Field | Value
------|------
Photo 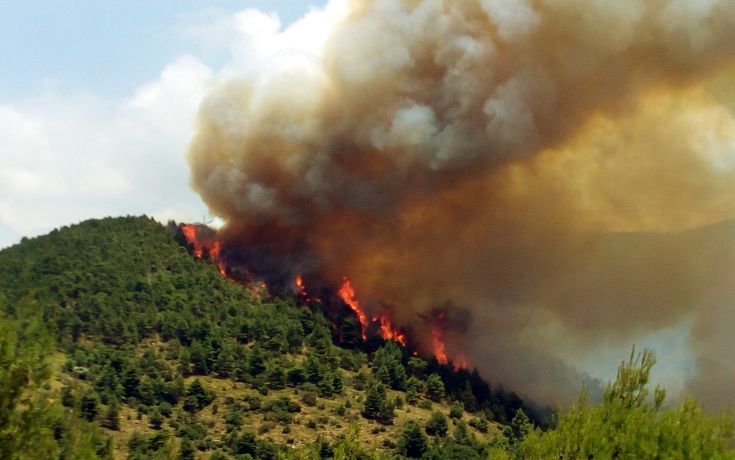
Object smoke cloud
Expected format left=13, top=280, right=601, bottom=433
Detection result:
left=188, top=0, right=735, bottom=407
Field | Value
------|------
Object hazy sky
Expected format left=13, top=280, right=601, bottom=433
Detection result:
left=0, top=0, right=325, bottom=248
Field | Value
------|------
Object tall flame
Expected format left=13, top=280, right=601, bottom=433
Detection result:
left=374, top=315, right=408, bottom=347
left=432, top=325, right=448, bottom=365
left=181, top=224, right=203, bottom=258
left=338, top=277, right=369, bottom=340
left=430, top=310, right=469, bottom=369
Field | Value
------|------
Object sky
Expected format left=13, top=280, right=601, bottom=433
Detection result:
left=0, top=0, right=325, bottom=249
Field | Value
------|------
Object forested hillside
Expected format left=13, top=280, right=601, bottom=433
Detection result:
left=0, top=216, right=527, bottom=459
left=1, top=216, right=733, bottom=459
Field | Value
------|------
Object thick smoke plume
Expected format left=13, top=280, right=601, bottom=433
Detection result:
left=188, top=0, right=735, bottom=407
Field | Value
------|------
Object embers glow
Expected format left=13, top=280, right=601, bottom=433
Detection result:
left=453, top=354, right=470, bottom=370
left=295, top=275, right=304, bottom=292
left=338, top=277, right=369, bottom=340
left=294, top=275, right=320, bottom=304
left=295, top=275, right=307, bottom=299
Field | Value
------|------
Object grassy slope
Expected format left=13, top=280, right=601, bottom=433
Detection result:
left=95, top=340, right=498, bottom=458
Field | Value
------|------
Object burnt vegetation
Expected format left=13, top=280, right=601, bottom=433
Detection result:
left=1, top=216, right=733, bottom=459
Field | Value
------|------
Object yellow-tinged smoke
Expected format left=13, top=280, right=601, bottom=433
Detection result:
left=188, top=0, right=735, bottom=407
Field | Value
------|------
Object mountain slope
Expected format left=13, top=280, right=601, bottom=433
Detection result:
left=0, top=216, right=523, bottom=459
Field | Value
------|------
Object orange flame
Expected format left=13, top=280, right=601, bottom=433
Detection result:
left=374, top=315, right=408, bottom=346
left=181, top=224, right=204, bottom=258
left=210, top=241, right=227, bottom=276
left=432, top=325, right=448, bottom=365
left=430, top=311, right=469, bottom=369
left=294, top=275, right=321, bottom=304
left=181, top=224, right=226, bottom=275
left=209, top=241, right=221, bottom=259
left=338, top=277, right=368, bottom=340
left=182, top=227, right=457, bottom=365
left=295, top=275, right=308, bottom=301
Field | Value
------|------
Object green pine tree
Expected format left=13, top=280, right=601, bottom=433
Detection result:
left=398, top=420, right=428, bottom=458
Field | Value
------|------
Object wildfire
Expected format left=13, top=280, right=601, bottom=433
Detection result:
left=182, top=225, right=466, bottom=368
left=181, top=224, right=226, bottom=276
left=429, top=311, right=469, bottom=369
left=374, top=315, right=408, bottom=347
left=181, top=224, right=203, bottom=258
left=294, top=275, right=320, bottom=303
left=338, top=277, right=369, bottom=340
left=432, top=325, right=449, bottom=365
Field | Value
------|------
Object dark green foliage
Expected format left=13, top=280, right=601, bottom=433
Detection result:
left=244, top=393, right=262, bottom=411
left=81, top=392, right=100, bottom=421
left=232, top=431, right=257, bottom=456
left=425, top=411, right=448, bottom=437
left=425, top=374, right=445, bottom=402
left=451, top=420, right=479, bottom=451
left=459, top=381, right=478, bottom=412
left=183, top=379, right=214, bottom=412
left=418, top=400, right=433, bottom=410
left=266, top=363, right=286, bottom=389
left=210, top=451, right=230, bottom=460
left=300, top=383, right=318, bottom=406
left=179, top=437, right=196, bottom=460
left=449, top=401, right=464, bottom=419
left=148, top=407, right=164, bottom=430
left=128, top=431, right=172, bottom=460
left=397, top=420, right=428, bottom=458
left=0, top=313, right=109, bottom=459
left=189, top=340, right=210, bottom=375
left=224, top=403, right=243, bottom=431
left=407, top=357, right=427, bottom=377
left=362, top=383, right=395, bottom=425
left=510, top=408, right=531, bottom=446
left=424, top=442, right=483, bottom=460
left=177, top=421, right=207, bottom=441
left=405, top=376, right=423, bottom=405
left=468, top=416, right=488, bottom=433
left=0, top=217, right=312, bottom=365
left=61, top=386, right=76, bottom=408
left=286, top=367, right=306, bottom=386
left=228, top=430, right=283, bottom=459
left=293, top=425, right=380, bottom=459
left=519, top=349, right=735, bottom=459
left=101, top=402, right=120, bottom=430
left=159, top=401, right=173, bottom=417
left=262, top=395, right=301, bottom=425
left=340, top=349, right=367, bottom=371
left=370, top=342, right=407, bottom=390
